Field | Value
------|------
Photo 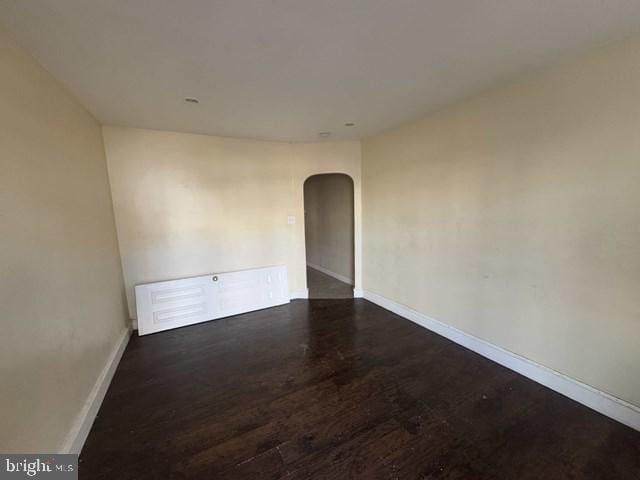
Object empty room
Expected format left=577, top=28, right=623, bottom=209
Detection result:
left=1, top=1, right=639, bottom=479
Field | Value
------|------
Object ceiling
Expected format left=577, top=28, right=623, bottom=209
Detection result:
left=2, top=1, right=640, bottom=142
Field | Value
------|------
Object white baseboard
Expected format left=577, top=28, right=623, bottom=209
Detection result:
left=131, top=318, right=138, bottom=330
left=353, top=288, right=364, bottom=298
left=60, top=327, right=131, bottom=454
left=290, top=288, right=309, bottom=300
left=307, top=263, right=353, bottom=286
left=363, top=289, right=640, bottom=432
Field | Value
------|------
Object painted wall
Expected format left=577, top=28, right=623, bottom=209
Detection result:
left=0, top=28, right=128, bottom=452
left=102, top=127, right=361, bottom=318
left=362, top=38, right=640, bottom=407
left=304, top=174, right=354, bottom=283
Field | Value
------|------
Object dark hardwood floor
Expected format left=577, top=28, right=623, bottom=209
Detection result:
left=80, top=299, right=640, bottom=479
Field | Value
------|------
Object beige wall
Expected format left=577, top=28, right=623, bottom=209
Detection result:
left=362, top=38, right=640, bottom=407
left=102, top=127, right=361, bottom=318
left=304, top=174, right=354, bottom=282
left=0, top=28, right=128, bottom=452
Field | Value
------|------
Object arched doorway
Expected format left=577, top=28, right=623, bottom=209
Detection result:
left=303, top=173, right=355, bottom=298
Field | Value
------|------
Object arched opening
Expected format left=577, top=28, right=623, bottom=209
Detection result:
left=303, top=173, right=355, bottom=298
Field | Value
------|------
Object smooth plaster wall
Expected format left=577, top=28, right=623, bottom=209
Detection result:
left=102, top=127, right=361, bottom=318
left=362, top=38, right=640, bottom=407
left=0, top=27, right=128, bottom=452
left=304, top=174, right=355, bottom=282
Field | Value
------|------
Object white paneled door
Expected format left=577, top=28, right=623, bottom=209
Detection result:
left=135, top=265, right=289, bottom=335
left=213, top=265, right=289, bottom=319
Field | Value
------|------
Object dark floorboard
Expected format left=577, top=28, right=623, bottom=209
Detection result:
left=80, top=299, right=640, bottom=479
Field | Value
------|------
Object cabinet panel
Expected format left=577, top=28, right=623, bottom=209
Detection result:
left=135, top=265, right=289, bottom=335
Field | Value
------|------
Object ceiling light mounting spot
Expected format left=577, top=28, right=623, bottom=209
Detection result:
left=184, top=97, right=200, bottom=104
left=318, top=131, right=331, bottom=138
left=344, top=122, right=355, bottom=127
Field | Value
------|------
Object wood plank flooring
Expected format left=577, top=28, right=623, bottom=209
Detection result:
left=307, top=266, right=353, bottom=299
left=79, top=299, right=640, bottom=479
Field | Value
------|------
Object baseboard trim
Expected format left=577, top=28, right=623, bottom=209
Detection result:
left=363, top=289, right=640, bottom=432
left=290, top=288, right=309, bottom=300
left=307, top=263, right=353, bottom=286
left=60, top=327, right=131, bottom=454
left=353, top=288, right=364, bottom=298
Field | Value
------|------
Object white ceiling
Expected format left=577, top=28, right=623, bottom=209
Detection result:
left=2, top=1, right=640, bottom=142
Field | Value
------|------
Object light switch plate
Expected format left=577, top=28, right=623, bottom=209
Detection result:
left=287, top=215, right=296, bottom=225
